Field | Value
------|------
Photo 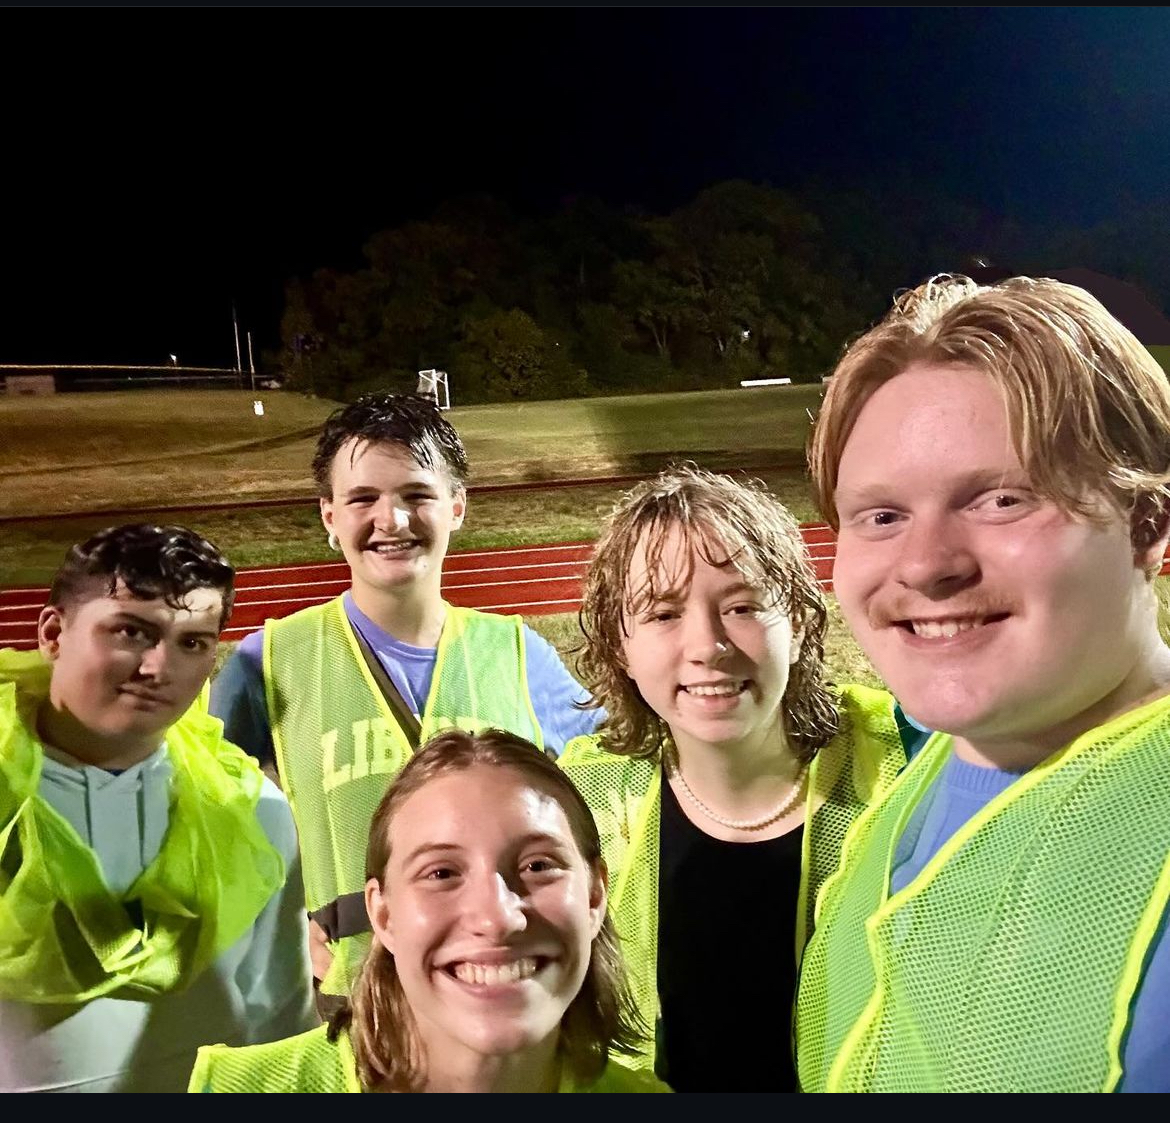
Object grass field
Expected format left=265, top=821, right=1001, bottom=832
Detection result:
left=0, top=385, right=823, bottom=517
left=2, top=383, right=890, bottom=685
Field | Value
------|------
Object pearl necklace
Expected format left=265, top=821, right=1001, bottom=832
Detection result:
left=670, top=760, right=810, bottom=832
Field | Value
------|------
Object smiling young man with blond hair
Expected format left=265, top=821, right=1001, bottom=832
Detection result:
left=794, top=274, right=1170, bottom=1093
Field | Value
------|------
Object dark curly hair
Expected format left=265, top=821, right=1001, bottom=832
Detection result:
left=48, top=523, right=235, bottom=631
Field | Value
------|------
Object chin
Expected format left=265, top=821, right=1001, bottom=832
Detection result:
left=458, top=1021, right=550, bottom=1058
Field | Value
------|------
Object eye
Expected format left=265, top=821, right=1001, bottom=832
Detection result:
left=870, top=510, right=901, bottom=527
left=347, top=494, right=376, bottom=506
left=422, top=865, right=459, bottom=882
left=182, top=636, right=214, bottom=654
left=969, top=489, right=1035, bottom=517
left=112, top=624, right=152, bottom=646
left=640, top=605, right=679, bottom=624
left=726, top=601, right=763, bottom=616
left=521, top=856, right=564, bottom=877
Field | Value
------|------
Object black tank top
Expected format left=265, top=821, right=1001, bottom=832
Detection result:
left=656, top=776, right=803, bottom=1091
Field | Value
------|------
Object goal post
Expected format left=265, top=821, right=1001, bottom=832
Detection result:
left=416, top=369, right=451, bottom=409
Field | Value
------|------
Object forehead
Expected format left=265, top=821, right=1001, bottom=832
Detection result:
left=389, top=766, right=574, bottom=855
left=627, top=521, right=749, bottom=590
left=69, top=582, right=224, bottom=629
left=330, top=438, right=449, bottom=486
left=838, top=364, right=1018, bottom=486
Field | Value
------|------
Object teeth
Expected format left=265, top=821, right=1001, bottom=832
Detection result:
left=451, top=958, right=539, bottom=986
left=910, top=619, right=983, bottom=639
left=371, top=542, right=415, bottom=553
left=684, top=682, right=744, bottom=696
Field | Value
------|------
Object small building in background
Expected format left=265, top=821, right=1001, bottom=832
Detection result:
left=3, top=373, right=56, bottom=396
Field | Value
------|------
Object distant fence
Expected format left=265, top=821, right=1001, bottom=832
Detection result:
left=0, top=365, right=279, bottom=393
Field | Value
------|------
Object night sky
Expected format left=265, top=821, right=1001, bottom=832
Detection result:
left=4, top=7, right=1169, bottom=368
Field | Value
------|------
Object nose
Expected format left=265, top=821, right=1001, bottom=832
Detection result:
left=137, top=640, right=173, bottom=683
left=892, top=514, right=979, bottom=598
left=372, top=497, right=411, bottom=534
left=465, top=870, right=528, bottom=939
left=683, top=609, right=733, bottom=666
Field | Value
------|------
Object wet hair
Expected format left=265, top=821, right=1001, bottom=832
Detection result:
left=311, top=392, right=470, bottom=498
left=47, top=524, right=235, bottom=631
left=809, top=274, right=1170, bottom=560
left=576, top=464, right=839, bottom=765
left=337, top=727, right=647, bottom=1093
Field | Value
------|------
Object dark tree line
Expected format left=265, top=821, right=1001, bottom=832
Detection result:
left=275, top=179, right=1170, bottom=404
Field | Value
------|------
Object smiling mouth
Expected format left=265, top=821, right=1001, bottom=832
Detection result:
left=680, top=681, right=749, bottom=697
left=365, top=540, right=423, bottom=554
left=447, top=957, right=544, bottom=986
left=898, top=614, right=1009, bottom=638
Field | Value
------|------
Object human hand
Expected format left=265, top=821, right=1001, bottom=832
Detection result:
left=308, top=917, right=334, bottom=982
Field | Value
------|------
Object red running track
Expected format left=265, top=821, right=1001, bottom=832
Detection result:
left=0, top=526, right=838, bottom=651
left=6, top=526, right=1170, bottom=651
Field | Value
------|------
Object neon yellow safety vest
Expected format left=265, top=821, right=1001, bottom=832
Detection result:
left=189, top=1023, right=674, bottom=1092
left=559, top=683, right=905, bottom=1071
left=796, top=692, right=1170, bottom=1093
left=264, top=597, right=542, bottom=997
left=0, top=648, right=284, bottom=1004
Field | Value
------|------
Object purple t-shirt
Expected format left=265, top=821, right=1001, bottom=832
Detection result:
left=209, top=593, right=602, bottom=764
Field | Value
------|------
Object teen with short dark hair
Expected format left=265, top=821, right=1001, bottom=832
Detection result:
left=210, top=393, right=601, bottom=1007
left=0, top=524, right=314, bottom=1092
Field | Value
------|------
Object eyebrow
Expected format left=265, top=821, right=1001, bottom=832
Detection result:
left=399, top=831, right=572, bottom=867
left=836, top=469, right=1029, bottom=505
left=108, top=609, right=219, bottom=640
left=107, top=609, right=162, bottom=630
left=342, top=478, right=440, bottom=497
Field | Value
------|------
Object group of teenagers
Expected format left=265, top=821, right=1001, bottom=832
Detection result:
left=3, top=272, right=1169, bottom=1093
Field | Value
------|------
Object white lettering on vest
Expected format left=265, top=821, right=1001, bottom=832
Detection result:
left=322, top=729, right=349, bottom=792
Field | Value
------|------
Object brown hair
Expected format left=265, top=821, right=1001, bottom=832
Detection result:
left=809, top=274, right=1170, bottom=560
left=338, top=728, right=646, bottom=1092
left=48, top=523, right=234, bottom=631
left=576, top=463, right=839, bottom=765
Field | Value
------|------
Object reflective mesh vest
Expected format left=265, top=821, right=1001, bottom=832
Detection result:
left=559, top=683, right=905, bottom=1070
left=189, top=1023, right=674, bottom=1092
left=264, top=597, right=541, bottom=996
left=0, top=648, right=283, bottom=1003
left=796, top=692, right=1170, bottom=1093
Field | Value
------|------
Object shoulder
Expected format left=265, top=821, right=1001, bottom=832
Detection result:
left=825, top=683, right=907, bottom=800
left=252, top=773, right=299, bottom=860
left=575, top=1059, right=673, bottom=1093
left=189, top=1025, right=341, bottom=1093
left=560, top=732, right=618, bottom=767
left=210, top=633, right=265, bottom=697
left=835, top=682, right=895, bottom=722
left=235, top=627, right=266, bottom=663
left=560, top=735, right=658, bottom=805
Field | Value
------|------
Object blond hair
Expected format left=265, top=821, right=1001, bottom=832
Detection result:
left=336, top=728, right=646, bottom=1092
left=809, top=274, right=1170, bottom=557
left=576, top=464, right=839, bottom=764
